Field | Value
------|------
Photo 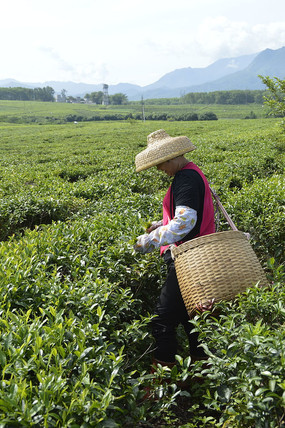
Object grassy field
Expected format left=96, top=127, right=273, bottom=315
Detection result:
left=0, top=99, right=269, bottom=123
left=0, top=105, right=284, bottom=426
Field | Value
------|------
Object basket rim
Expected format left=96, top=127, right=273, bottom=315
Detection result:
left=171, top=230, right=247, bottom=258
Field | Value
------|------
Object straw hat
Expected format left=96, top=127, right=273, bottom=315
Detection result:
left=135, top=129, right=196, bottom=172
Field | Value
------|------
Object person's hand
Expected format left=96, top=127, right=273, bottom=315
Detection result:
left=146, top=220, right=163, bottom=234
left=195, top=298, right=215, bottom=313
left=133, top=234, right=154, bottom=254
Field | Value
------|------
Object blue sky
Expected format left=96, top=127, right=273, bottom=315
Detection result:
left=2, top=0, right=285, bottom=86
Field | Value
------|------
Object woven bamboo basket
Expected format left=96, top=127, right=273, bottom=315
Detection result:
left=171, top=230, right=269, bottom=317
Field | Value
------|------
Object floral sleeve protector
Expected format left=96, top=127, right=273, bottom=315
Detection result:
left=134, top=206, right=197, bottom=254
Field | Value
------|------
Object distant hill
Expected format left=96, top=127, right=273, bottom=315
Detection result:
left=0, top=46, right=284, bottom=100
left=174, top=47, right=285, bottom=94
left=142, top=53, right=257, bottom=91
left=0, top=79, right=142, bottom=100
left=0, top=78, right=34, bottom=89
left=138, top=47, right=285, bottom=99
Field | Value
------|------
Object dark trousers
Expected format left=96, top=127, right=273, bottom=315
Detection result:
left=152, top=250, right=206, bottom=363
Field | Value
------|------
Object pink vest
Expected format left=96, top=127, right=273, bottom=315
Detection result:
left=160, top=162, right=215, bottom=255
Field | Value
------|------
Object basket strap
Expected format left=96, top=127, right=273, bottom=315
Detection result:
left=210, top=187, right=238, bottom=231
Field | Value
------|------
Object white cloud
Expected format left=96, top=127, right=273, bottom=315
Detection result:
left=1, top=0, right=285, bottom=84
left=195, top=17, right=285, bottom=64
left=39, top=47, right=76, bottom=74
left=37, top=46, right=109, bottom=83
left=252, top=22, right=285, bottom=49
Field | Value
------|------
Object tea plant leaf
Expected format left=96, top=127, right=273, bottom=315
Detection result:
left=0, top=114, right=283, bottom=426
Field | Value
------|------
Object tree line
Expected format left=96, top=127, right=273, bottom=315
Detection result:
left=0, top=87, right=129, bottom=105
left=0, top=82, right=282, bottom=112
left=84, top=91, right=128, bottom=105
left=259, top=75, right=285, bottom=120
left=181, top=89, right=267, bottom=104
left=140, top=90, right=268, bottom=105
left=0, top=87, right=55, bottom=102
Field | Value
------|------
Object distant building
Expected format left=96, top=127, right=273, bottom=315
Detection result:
left=56, top=94, right=66, bottom=102
left=102, top=84, right=109, bottom=105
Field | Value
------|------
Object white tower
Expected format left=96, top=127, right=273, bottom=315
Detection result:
left=102, top=84, right=109, bottom=105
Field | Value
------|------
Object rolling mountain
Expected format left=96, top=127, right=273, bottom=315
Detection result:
left=142, top=53, right=257, bottom=91
left=0, top=78, right=34, bottom=89
left=138, top=47, right=285, bottom=99
left=172, top=47, right=285, bottom=94
left=0, top=46, right=284, bottom=100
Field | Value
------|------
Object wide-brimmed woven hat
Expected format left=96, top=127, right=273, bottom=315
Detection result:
left=135, top=129, right=196, bottom=172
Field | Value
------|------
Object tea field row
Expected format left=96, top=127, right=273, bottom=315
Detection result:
left=0, top=99, right=268, bottom=124
left=0, top=118, right=284, bottom=426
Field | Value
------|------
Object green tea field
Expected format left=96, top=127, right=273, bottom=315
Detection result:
left=0, top=105, right=284, bottom=427
left=0, top=99, right=267, bottom=124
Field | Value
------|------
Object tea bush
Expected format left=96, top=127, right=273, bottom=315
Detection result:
left=0, top=116, right=283, bottom=426
left=0, top=215, right=192, bottom=426
left=65, top=111, right=217, bottom=123
left=225, top=174, right=284, bottom=263
left=190, top=268, right=285, bottom=427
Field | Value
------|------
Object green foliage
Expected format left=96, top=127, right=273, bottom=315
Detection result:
left=0, top=194, right=87, bottom=240
left=64, top=111, right=216, bottom=122
left=33, top=86, right=55, bottom=102
left=109, top=93, right=128, bottom=105
left=0, top=87, right=35, bottom=101
left=86, top=91, right=103, bottom=104
left=225, top=175, right=284, bottom=263
left=0, top=281, right=152, bottom=426
left=199, top=112, right=218, bottom=121
left=259, top=75, right=285, bottom=128
left=137, top=90, right=266, bottom=105
left=244, top=110, right=257, bottom=119
left=0, top=115, right=283, bottom=425
left=181, top=89, right=267, bottom=105
left=0, top=99, right=269, bottom=125
left=0, top=86, right=55, bottom=102
left=190, top=262, right=285, bottom=427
